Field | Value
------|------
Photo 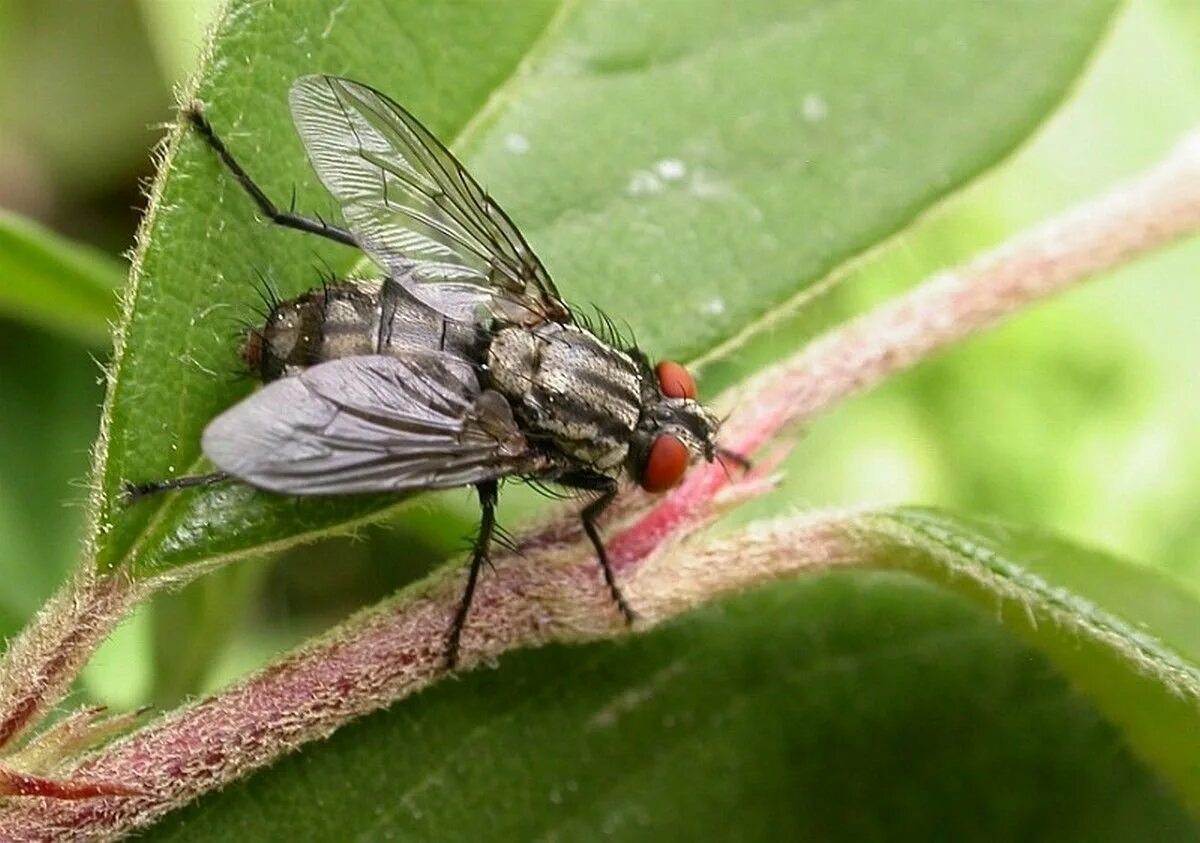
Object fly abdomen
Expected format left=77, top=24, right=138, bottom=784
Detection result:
left=245, top=282, right=373, bottom=381
left=486, top=323, right=642, bottom=472
left=244, top=279, right=481, bottom=382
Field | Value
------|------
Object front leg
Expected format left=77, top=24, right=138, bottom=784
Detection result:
left=559, top=472, right=636, bottom=626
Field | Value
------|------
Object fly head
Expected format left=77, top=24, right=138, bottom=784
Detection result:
left=628, top=359, right=720, bottom=493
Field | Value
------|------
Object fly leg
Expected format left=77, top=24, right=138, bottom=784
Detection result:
left=584, top=483, right=637, bottom=625
left=184, top=105, right=359, bottom=249
left=445, top=480, right=499, bottom=670
left=121, top=471, right=230, bottom=504
left=560, top=473, right=636, bottom=626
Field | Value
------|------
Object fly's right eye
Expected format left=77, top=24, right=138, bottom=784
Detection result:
left=639, top=434, right=689, bottom=493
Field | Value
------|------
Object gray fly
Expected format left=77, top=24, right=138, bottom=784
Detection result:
left=127, top=76, right=735, bottom=667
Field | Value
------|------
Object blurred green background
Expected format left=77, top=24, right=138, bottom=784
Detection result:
left=0, top=0, right=1197, bottom=715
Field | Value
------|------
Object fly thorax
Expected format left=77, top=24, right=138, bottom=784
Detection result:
left=486, top=324, right=642, bottom=472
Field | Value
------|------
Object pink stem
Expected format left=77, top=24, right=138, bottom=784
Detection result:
left=0, top=768, right=145, bottom=800
left=0, top=574, right=135, bottom=752
left=0, top=513, right=866, bottom=840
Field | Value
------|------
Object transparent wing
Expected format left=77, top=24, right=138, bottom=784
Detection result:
left=201, top=353, right=538, bottom=495
left=289, top=74, right=570, bottom=325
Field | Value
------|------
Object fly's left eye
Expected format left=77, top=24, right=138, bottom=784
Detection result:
left=639, top=434, right=690, bottom=493
left=655, top=360, right=696, bottom=400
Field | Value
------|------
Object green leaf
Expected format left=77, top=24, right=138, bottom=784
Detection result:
left=93, top=0, right=1119, bottom=579
left=0, top=211, right=122, bottom=345
left=144, top=532, right=1200, bottom=840
left=867, top=507, right=1200, bottom=814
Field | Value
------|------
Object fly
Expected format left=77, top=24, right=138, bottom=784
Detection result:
left=127, top=76, right=739, bottom=667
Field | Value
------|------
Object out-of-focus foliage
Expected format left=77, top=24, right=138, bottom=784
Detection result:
left=0, top=210, right=121, bottom=343
left=0, top=0, right=166, bottom=196
left=0, top=322, right=102, bottom=639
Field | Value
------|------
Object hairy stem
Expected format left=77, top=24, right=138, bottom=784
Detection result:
left=0, top=129, right=1198, bottom=838
left=0, top=572, right=137, bottom=752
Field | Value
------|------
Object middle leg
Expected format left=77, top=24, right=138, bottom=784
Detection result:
left=560, top=472, right=636, bottom=625
left=444, top=479, right=499, bottom=669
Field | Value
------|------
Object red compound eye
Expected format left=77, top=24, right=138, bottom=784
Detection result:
left=655, top=360, right=697, bottom=400
left=640, top=434, right=690, bottom=493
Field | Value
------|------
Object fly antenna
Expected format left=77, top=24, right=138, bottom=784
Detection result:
left=716, top=448, right=753, bottom=474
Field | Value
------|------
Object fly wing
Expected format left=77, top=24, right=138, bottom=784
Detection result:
left=201, top=353, right=538, bottom=495
left=289, top=75, right=570, bottom=326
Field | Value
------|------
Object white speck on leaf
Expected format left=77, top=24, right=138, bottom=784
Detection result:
left=654, top=158, right=687, bottom=181
left=504, top=133, right=530, bottom=154
left=803, top=93, right=828, bottom=122
left=702, top=296, right=726, bottom=315
left=627, top=170, right=662, bottom=195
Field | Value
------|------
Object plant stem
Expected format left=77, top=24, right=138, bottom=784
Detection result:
left=0, top=572, right=136, bottom=752
left=0, top=128, right=1198, bottom=838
